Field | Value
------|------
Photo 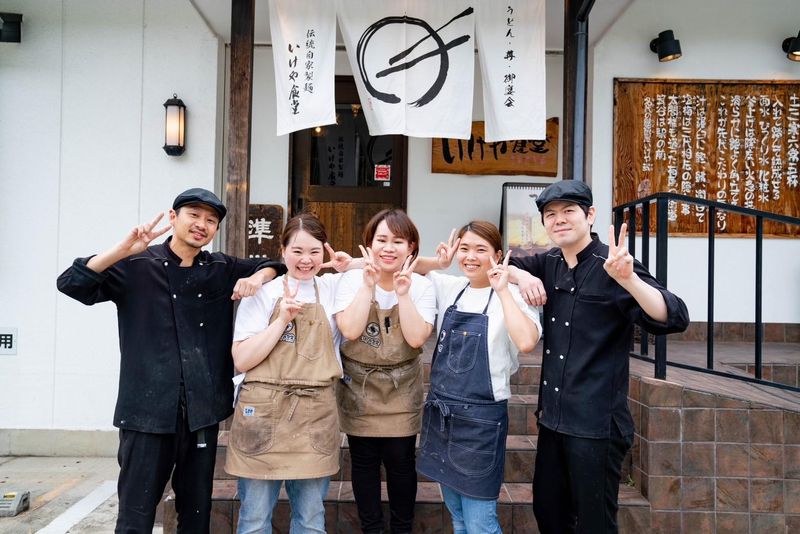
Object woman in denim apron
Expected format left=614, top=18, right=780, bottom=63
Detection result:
left=334, top=209, right=436, bottom=534
left=415, top=221, right=541, bottom=534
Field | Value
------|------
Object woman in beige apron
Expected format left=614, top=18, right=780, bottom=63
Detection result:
left=226, top=213, right=352, bottom=534
left=334, top=209, right=437, bottom=534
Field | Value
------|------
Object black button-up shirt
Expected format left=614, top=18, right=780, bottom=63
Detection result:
left=511, top=236, right=689, bottom=439
left=57, top=238, right=285, bottom=433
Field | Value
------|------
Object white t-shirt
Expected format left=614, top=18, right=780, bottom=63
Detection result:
left=427, top=271, right=542, bottom=401
left=333, top=269, right=437, bottom=326
left=233, top=273, right=344, bottom=366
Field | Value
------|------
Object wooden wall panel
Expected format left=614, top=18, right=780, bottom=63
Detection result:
left=614, top=79, right=800, bottom=237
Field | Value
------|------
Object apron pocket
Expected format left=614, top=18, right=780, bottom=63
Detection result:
left=446, top=330, right=481, bottom=373
left=336, top=377, right=361, bottom=416
left=296, top=318, right=329, bottom=361
left=447, top=413, right=501, bottom=477
left=308, top=388, right=339, bottom=455
left=230, top=387, right=277, bottom=455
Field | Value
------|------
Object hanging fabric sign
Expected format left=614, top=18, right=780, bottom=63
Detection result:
left=269, top=0, right=337, bottom=136
left=337, top=0, right=475, bottom=139
left=475, top=0, right=546, bottom=142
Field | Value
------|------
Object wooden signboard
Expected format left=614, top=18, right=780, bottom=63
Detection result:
left=431, top=118, right=559, bottom=176
left=247, top=204, right=283, bottom=260
left=614, top=79, right=800, bottom=236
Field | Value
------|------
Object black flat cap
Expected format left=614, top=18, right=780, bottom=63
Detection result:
left=535, top=180, right=593, bottom=211
left=172, top=188, right=227, bottom=221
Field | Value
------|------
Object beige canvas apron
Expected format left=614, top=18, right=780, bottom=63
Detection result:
left=337, top=299, right=424, bottom=437
left=226, top=283, right=341, bottom=479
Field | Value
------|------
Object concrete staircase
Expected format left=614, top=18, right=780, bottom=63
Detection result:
left=162, top=348, right=652, bottom=532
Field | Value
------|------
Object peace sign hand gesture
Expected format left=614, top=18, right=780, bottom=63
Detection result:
left=393, top=255, right=419, bottom=296
left=488, top=251, right=512, bottom=292
left=604, top=224, right=635, bottom=282
left=435, top=229, right=460, bottom=269
left=278, top=277, right=303, bottom=323
left=359, top=245, right=381, bottom=288
left=320, top=242, right=353, bottom=272
left=120, top=212, right=171, bottom=256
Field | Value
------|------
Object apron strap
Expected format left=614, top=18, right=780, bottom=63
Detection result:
left=424, top=396, right=451, bottom=432
left=452, top=283, right=494, bottom=314
left=282, top=387, right=317, bottom=421
left=360, top=366, right=400, bottom=397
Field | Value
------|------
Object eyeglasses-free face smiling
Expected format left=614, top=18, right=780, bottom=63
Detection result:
left=282, top=230, right=324, bottom=280
left=456, top=231, right=502, bottom=288
left=542, top=201, right=596, bottom=252
left=370, top=220, right=414, bottom=273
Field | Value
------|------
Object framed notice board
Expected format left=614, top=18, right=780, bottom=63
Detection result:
left=500, top=182, right=554, bottom=257
left=613, top=78, right=800, bottom=236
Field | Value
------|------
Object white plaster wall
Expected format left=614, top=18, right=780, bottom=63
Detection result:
left=590, top=0, right=800, bottom=323
left=0, top=0, right=222, bottom=430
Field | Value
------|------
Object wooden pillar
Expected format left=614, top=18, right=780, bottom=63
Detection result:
left=224, top=0, right=255, bottom=257
left=562, top=0, right=594, bottom=183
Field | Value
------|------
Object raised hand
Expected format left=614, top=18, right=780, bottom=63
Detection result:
left=359, top=245, right=381, bottom=288
left=278, top=276, right=303, bottom=323
left=393, top=255, right=418, bottom=296
left=488, top=250, right=511, bottom=292
left=435, top=229, right=460, bottom=269
left=119, top=212, right=171, bottom=256
left=604, top=223, right=634, bottom=281
left=320, top=242, right=353, bottom=272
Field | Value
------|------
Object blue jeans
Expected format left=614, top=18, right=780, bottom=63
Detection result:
left=237, top=477, right=330, bottom=534
left=441, top=484, right=502, bottom=534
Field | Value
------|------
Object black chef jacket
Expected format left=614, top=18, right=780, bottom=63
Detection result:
left=510, top=235, right=689, bottom=439
left=57, top=238, right=286, bottom=434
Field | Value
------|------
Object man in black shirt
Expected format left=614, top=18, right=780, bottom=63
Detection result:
left=57, top=188, right=286, bottom=534
left=508, top=180, right=689, bottom=533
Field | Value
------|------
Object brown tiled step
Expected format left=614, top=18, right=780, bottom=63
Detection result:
left=214, top=395, right=540, bottom=481
left=162, top=480, right=649, bottom=533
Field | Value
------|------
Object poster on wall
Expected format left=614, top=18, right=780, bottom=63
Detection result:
left=431, top=118, right=558, bottom=176
left=500, top=182, right=554, bottom=257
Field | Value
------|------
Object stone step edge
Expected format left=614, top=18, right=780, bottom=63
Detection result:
left=217, top=432, right=538, bottom=451
left=165, top=480, right=649, bottom=508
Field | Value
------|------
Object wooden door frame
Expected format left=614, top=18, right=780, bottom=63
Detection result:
left=287, top=75, right=408, bottom=217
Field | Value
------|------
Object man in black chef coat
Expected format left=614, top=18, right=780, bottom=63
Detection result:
left=508, top=180, right=689, bottom=534
left=57, top=188, right=286, bottom=534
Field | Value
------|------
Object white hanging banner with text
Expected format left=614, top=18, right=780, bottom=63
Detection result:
left=337, top=0, right=475, bottom=139
left=476, top=0, right=546, bottom=142
left=269, top=0, right=336, bottom=136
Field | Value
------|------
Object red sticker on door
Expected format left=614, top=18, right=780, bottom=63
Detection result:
left=374, top=164, right=391, bottom=181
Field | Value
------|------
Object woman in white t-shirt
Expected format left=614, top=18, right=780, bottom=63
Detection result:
left=415, top=220, right=542, bottom=534
left=225, top=213, right=352, bottom=534
left=334, top=209, right=436, bottom=534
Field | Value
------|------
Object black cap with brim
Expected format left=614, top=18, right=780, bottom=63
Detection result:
left=535, top=180, right=593, bottom=212
left=172, top=188, right=227, bottom=221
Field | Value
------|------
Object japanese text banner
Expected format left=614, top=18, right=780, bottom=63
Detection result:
left=269, top=0, right=336, bottom=136
left=337, top=0, right=475, bottom=139
left=476, top=0, right=546, bottom=142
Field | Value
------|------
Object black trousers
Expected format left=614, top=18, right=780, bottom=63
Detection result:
left=348, top=434, right=417, bottom=534
left=532, top=425, right=632, bottom=534
left=115, top=410, right=219, bottom=534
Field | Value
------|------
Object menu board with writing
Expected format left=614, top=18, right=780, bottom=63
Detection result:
left=614, top=79, right=800, bottom=236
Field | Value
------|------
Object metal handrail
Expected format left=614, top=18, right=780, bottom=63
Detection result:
left=613, top=192, right=800, bottom=393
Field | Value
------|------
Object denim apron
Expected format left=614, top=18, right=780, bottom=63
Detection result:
left=417, top=285, right=509, bottom=500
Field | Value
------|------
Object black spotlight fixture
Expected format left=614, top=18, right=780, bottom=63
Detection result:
left=782, top=31, right=800, bottom=62
left=163, top=94, right=186, bottom=156
left=650, top=30, right=682, bottom=62
left=0, top=13, right=22, bottom=43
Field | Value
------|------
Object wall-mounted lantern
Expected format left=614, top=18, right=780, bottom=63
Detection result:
left=163, top=94, right=186, bottom=156
left=0, top=13, right=22, bottom=43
